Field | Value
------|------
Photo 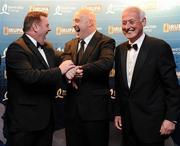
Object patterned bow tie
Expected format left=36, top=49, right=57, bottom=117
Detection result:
left=127, top=43, right=138, bottom=51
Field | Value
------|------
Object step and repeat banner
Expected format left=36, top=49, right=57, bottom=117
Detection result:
left=1, top=0, right=180, bottom=102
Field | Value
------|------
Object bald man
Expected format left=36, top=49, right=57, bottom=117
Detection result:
left=63, top=7, right=115, bottom=146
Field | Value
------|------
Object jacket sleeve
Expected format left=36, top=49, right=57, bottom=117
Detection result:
left=157, top=41, right=180, bottom=121
left=82, top=38, right=115, bottom=76
left=6, top=43, right=63, bottom=89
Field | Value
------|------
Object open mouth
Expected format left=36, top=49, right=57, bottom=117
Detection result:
left=73, top=26, right=80, bottom=32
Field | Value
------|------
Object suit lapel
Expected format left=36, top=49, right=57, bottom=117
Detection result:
left=121, top=42, right=129, bottom=89
left=131, top=35, right=150, bottom=89
left=72, top=39, right=79, bottom=65
left=43, top=47, right=52, bottom=67
left=74, top=39, right=79, bottom=64
left=22, top=34, right=49, bottom=69
left=79, top=31, right=100, bottom=64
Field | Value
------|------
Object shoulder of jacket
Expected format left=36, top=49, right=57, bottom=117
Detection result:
left=13, top=37, right=29, bottom=51
left=44, top=41, right=53, bottom=49
left=97, top=31, right=114, bottom=41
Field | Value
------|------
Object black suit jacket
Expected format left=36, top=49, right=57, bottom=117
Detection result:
left=63, top=31, right=115, bottom=120
left=114, top=35, right=180, bottom=143
left=6, top=34, right=63, bottom=132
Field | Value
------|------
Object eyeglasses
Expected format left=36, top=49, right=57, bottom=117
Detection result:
left=122, top=19, right=142, bottom=26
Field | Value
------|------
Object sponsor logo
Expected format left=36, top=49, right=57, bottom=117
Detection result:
left=163, top=23, right=180, bottom=32
left=56, top=47, right=64, bottom=52
left=110, top=89, right=115, bottom=99
left=86, top=4, right=102, bottom=13
left=1, top=48, right=7, bottom=59
left=0, top=3, right=23, bottom=15
left=3, top=27, right=23, bottom=35
left=56, top=88, right=66, bottom=98
left=53, top=5, right=62, bottom=15
left=172, top=48, right=180, bottom=55
left=156, top=0, right=179, bottom=10
left=53, top=5, right=76, bottom=15
left=4, top=70, right=7, bottom=79
left=106, top=4, right=115, bottom=14
left=2, top=91, right=8, bottom=101
left=56, top=27, right=75, bottom=35
left=176, top=72, right=180, bottom=79
left=29, top=5, right=49, bottom=13
left=109, top=69, right=115, bottom=77
left=97, top=27, right=103, bottom=31
left=144, top=25, right=157, bottom=32
left=105, top=3, right=122, bottom=14
left=0, top=4, right=9, bottom=15
left=140, top=1, right=157, bottom=11
left=108, top=25, right=122, bottom=34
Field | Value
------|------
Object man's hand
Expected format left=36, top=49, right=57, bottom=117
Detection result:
left=66, top=67, right=77, bottom=80
left=65, top=66, right=83, bottom=80
left=59, top=60, right=75, bottom=75
left=65, top=66, right=83, bottom=89
left=75, top=66, right=83, bottom=78
left=160, top=119, right=176, bottom=135
left=114, top=116, right=122, bottom=130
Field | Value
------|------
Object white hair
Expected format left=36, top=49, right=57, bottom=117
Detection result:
left=122, top=6, right=145, bottom=20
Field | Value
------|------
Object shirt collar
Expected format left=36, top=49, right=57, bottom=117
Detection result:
left=129, top=33, right=145, bottom=50
left=83, top=31, right=96, bottom=45
left=25, top=34, right=38, bottom=47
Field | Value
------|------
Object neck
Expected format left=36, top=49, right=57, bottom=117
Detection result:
left=26, top=32, right=44, bottom=45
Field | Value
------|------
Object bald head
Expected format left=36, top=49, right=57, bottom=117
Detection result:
left=122, top=6, right=145, bottom=21
left=74, top=7, right=96, bottom=27
left=73, top=7, right=97, bottom=39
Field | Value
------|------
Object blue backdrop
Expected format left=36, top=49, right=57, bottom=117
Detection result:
left=1, top=0, right=180, bottom=101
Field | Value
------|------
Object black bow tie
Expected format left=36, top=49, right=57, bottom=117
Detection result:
left=37, top=42, right=44, bottom=49
left=127, top=43, right=138, bottom=51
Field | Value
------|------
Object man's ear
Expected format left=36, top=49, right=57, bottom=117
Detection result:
left=88, top=19, right=93, bottom=27
left=32, top=22, right=39, bottom=32
left=142, top=17, right=146, bottom=27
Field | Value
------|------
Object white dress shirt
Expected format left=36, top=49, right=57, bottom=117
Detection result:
left=26, top=34, right=49, bottom=67
left=126, top=33, right=145, bottom=88
left=77, top=31, right=96, bottom=52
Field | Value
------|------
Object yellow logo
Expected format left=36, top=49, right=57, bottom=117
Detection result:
left=3, top=27, right=23, bottom=35
left=86, top=4, right=102, bottom=13
left=109, top=69, right=115, bottom=77
left=108, top=25, right=122, bottom=34
left=29, top=6, right=49, bottom=13
left=56, top=88, right=66, bottom=98
left=56, top=27, right=75, bottom=35
left=163, top=23, right=180, bottom=32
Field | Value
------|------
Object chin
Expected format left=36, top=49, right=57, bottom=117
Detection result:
left=126, top=34, right=136, bottom=40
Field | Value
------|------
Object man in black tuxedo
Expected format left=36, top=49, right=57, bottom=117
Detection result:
left=63, top=7, right=115, bottom=146
left=5, top=11, right=74, bottom=146
left=114, top=6, right=180, bottom=146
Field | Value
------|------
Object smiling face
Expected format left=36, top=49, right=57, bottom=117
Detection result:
left=121, top=7, right=146, bottom=43
left=23, top=11, right=51, bottom=45
left=73, top=13, right=89, bottom=39
left=35, top=16, right=51, bottom=44
left=72, top=8, right=96, bottom=39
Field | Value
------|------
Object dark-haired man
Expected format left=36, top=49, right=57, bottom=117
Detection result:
left=5, top=11, right=74, bottom=146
